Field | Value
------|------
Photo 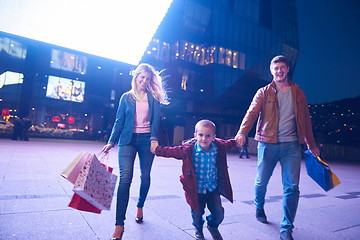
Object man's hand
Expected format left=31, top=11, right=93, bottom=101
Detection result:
left=310, top=147, right=320, bottom=158
left=235, top=134, right=246, bottom=146
left=150, top=140, right=159, bottom=154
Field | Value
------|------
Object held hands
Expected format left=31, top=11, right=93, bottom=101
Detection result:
left=102, top=143, right=114, bottom=153
left=150, top=140, right=159, bottom=154
left=235, top=134, right=246, bottom=147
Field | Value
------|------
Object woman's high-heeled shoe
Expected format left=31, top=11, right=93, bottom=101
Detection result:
left=135, top=216, right=143, bottom=223
left=110, top=226, right=124, bottom=240
left=135, top=207, right=143, bottom=223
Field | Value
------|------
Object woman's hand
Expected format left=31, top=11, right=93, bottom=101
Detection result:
left=102, top=143, right=114, bottom=153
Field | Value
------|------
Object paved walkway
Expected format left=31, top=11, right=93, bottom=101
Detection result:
left=0, top=138, right=359, bottom=240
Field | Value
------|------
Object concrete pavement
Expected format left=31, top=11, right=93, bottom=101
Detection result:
left=0, top=138, right=359, bottom=240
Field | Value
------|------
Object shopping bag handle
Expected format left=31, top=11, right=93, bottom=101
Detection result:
left=96, top=151, right=110, bottom=165
left=316, top=156, right=329, bottom=167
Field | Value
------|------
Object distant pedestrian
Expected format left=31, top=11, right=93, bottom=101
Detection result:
left=11, top=117, right=23, bottom=140
left=21, top=117, right=31, bottom=141
left=235, top=55, right=320, bottom=240
left=239, top=136, right=249, bottom=158
left=152, top=119, right=237, bottom=240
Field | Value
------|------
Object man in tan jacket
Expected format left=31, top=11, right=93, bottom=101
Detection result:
left=235, top=55, right=319, bottom=240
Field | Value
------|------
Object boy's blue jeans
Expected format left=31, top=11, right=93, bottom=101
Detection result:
left=255, top=141, right=301, bottom=232
left=191, top=188, right=224, bottom=231
left=115, top=133, right=155, bottom=226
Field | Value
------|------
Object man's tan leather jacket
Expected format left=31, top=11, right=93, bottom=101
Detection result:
left=237, top=80, right=317, bottom=151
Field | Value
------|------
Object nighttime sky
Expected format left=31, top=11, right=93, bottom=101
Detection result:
left=293, top=0, right=360, bottom=104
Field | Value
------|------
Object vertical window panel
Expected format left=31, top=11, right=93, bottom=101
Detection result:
left=218, top=47, right=225, bottom=65
left=233, top=51, right=239, bottom=69
left=225, top=49, right=232, bottom=67
left=239, top=52, right=246, bottom=70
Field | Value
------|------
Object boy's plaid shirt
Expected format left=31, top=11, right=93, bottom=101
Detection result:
left=192, top=142, right=218, bottom=194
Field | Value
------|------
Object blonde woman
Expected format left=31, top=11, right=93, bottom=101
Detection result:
left=103, top=63, right=168, bottom=240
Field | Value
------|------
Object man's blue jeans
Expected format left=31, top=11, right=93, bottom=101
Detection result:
left=191, top=188, right=224, bottom=231
left=255, top=141, right=301, bottom=232
left=115, top=133, right=155, bottom=226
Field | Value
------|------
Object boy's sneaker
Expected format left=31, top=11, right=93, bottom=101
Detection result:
left=207, top=226, right=223, bottom=240
left=256, top=208, right=268, bottom=223
left=195, top=229, right=204, bottom=240
left=280, top=231, right=294, bottom=240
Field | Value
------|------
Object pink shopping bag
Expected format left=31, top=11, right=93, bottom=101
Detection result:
left=61, top=152, right=92, bottom=184
left=73, top=154, right=117, bottom=210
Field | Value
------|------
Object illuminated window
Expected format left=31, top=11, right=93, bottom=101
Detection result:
left=160, top=42, right=171, bottom=62
left=0, top=71, right=24, bottom=88
left=209, top=46, right=216, bottom=64
left=180, top=41, right=187, bottom=60
left=0, top=37, right=27, bottom=59
left=50, top=49, right=88, bottom=74
left=148, top=39, right=246, bottom=70
left=233, top=52, right=239, bottom=68
left=218, top=47, right=225, bottom=65
left=111, top=90, right=116, bottom=100
left=199, top=47, right=206, bottom=65
left=185, top=43, right=194, bottom=62
left=225, top=49, right=232, bottom=67
left=193, top=45, right=203, bottom=65
left=181, top=71, right=189, bottom=90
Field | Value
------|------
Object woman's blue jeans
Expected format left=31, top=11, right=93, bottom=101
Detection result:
left=255, top=141, right=301, bottom=232
left=191, top=188, right=224, bottom=231
left=115, top=133, right=155, bottom=226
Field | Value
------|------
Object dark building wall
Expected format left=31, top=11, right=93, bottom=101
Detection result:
left=141, top=0, right=299, bottom=141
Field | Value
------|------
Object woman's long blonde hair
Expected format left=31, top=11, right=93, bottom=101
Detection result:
left=130, top=63, right=169, bottom=104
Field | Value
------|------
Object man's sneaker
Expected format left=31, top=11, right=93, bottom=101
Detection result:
left=195, top=229, right=204, bottom=240
left=207, top=226, right=223, bottom=240
left=256, top=208, right=268, bottom=223
left=280, top=231, right=294, bottom=240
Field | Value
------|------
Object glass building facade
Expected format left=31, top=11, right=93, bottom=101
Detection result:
left=1, top=0, right=299, bottom=143
left=0, top=32, right=134, bottom=139
left=141, top=0, right=299, bottom=143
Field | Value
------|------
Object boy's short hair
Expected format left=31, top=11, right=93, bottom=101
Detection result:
left=195, top=119, right=216, bottom=134
left=270, top=55, right=289, bottom=67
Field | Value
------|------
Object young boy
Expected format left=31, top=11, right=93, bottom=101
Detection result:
left=151, top=119, right=237, bottom=240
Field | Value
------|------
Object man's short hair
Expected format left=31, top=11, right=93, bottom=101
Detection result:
left=270, top=55, right=289, bottom=67
left=195, top=119, right=216, bottom=134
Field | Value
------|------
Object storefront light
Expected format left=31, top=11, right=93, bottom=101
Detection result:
left=2, top=109, right=10, bottom=117
left=52, top=116, right=61, bottom=122
left=68, top=116, right=75, bottom=124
